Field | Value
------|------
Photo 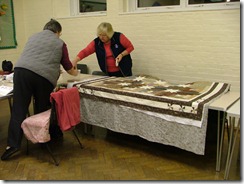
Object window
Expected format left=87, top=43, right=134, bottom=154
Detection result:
left=188, top=0, right=239, bottom=5
left=138, top=0, right=180, bottom=7
left=79, top=0, right=106, bottom=13
left=128, top=0, right=239, bottom=13
left=70, top=0, right=106, bottom=16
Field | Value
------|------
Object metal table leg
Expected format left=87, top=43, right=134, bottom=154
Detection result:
left=216, top=111, right=226, bottom=172
left=7, top=96, right=12, bottom=114
left=224, top=117, right=240, bottom=180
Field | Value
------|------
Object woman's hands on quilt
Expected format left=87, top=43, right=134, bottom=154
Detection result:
left=67, top=63, right=79, bottom=76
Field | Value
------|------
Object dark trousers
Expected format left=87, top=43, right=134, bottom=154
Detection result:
left=7, top=68, right=54, bottom=148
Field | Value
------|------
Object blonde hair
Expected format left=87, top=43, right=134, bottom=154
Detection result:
left=97, top=22, right=114, bottom=39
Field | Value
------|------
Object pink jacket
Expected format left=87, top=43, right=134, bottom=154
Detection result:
left=21, top=109, right=51, bottom=144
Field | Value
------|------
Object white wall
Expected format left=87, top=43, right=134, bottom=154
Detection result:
left=0, top=0, right=240, bottom=92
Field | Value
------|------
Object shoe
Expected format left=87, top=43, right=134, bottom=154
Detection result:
left=1, top=147, right=20, bottom=161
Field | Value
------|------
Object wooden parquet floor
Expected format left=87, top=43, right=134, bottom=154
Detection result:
left=0, top=98, right=241, bottom=181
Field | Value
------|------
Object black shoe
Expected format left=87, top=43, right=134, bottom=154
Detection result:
left=1, top=147, right=20, bottom=161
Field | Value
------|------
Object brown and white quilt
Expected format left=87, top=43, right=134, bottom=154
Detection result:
left=76, top=75, right=230, bottom=128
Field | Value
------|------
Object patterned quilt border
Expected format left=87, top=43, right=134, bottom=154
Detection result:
left=76, top=76, right=230, bottom=125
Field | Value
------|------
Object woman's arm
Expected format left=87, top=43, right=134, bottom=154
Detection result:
left=72, top=40, right=96, bottom=65
left=115, top=33, right=134, bottom=62
left=120, top=33, right=134, bottom=55
left=61, top=43, right=78, bottom=76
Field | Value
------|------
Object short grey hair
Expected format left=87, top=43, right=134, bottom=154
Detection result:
left=43, top=19, right=62, bottom=33
left=97, top=22, right=114, bottom=39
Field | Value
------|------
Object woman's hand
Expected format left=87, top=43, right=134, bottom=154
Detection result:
left=116, top=53, right=123, bottom=62
left=115, top=53, right=125, bottom=66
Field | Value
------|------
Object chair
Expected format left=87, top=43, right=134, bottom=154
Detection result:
left=92, top=70, right=106, bottom=76
left=77, top=64, right=88, bottom=74
left=21, top=87, right=83, bottom=166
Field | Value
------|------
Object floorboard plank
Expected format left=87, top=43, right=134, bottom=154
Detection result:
left=0, top=99, right=240, bottom=181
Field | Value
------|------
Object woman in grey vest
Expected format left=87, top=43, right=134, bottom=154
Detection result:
left=1, top=19, right=78, bottom=161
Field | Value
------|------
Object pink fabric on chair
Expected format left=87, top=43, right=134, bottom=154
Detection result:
left=21, top=109, right=51, bottom=144
left=50, top=87, right=81, bottom=131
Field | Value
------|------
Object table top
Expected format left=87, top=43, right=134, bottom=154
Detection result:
left=0, top=93, right=13, bottom=100
left=58, top=73, right=105, bottom=88
left=0, top=81, right=13, bottom=100
left=208, top=91, right=240, bottom=111
left=61, top=73, right=240, bottom=113
left=227, top=99, right=240, bottom=118
left=58, top=73, right=95, bottom=83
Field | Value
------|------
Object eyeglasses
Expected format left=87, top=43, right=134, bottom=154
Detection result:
left=98, top=34, right=107, bottom=37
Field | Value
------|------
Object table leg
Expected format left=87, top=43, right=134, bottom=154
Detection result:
left=224, top=117, right=240, bottom=180
left=7, top=96, right=12, bottom=114
left=216, top=111, right=226, bottom=172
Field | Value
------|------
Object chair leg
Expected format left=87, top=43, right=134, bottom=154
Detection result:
left=72, top=129, right=84, bottom=149
left=26, top=140, right=58, bottom=166
left=44, top=143, right=59, bottom=166
left=26, top=139, right=29, bottom=155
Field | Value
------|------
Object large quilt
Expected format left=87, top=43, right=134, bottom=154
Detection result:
left=76, top=75, right=230, bottom=128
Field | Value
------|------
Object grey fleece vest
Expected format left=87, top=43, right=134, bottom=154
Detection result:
left=15, top=30, right=63, bottom=87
